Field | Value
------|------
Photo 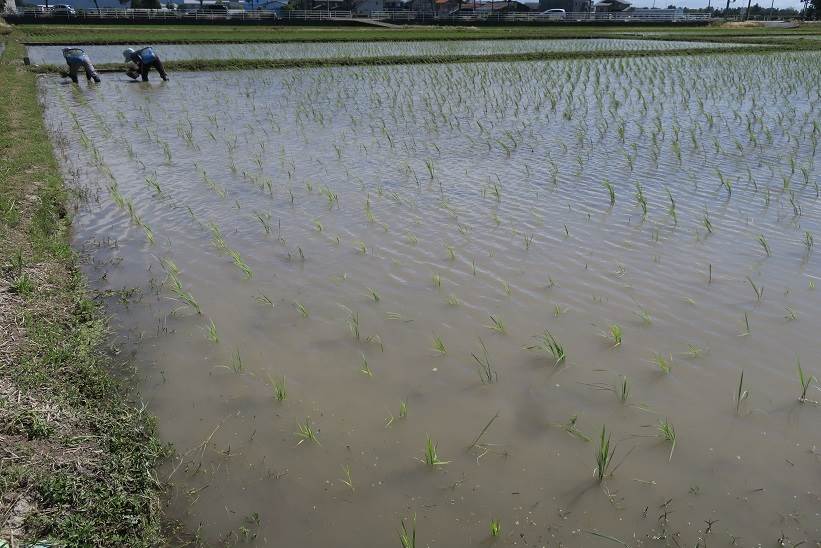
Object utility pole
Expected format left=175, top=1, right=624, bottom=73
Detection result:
left=744, top=0, right=750, bottom=19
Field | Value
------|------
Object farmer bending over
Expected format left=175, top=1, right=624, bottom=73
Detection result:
left=123, top=47, right=169, bottom=82
left=62, top=48, right=101, bottom=84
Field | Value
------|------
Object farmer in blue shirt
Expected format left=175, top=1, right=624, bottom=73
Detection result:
left=123, top=47, right=169, bottom=82
left=62, top=48, right=101, bottom=84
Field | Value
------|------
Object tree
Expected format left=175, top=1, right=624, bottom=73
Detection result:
left=809, top=0, right=819, bottom=19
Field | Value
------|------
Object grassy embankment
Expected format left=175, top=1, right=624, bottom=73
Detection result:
left=0, top=30, right=167, bottom=546
left=16, top=21, right=821, bottom=45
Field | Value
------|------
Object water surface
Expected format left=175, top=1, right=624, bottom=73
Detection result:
left=27, top=38, right=751, bottom=65
left=41, top=52, right=821, bottom=546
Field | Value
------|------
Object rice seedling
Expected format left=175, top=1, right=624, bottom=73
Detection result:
left=489, top=520, right=501, bottom=538
left=797, top=358, right=817, bottom=404
left=746, top=276, right=764, bottom=302
left=347, top=310, right=361, bottom=340
left=420, top=435, right=449, bottom=468
left=607, top=324, right=622, bottom=348
left=219, top=348, right=243, bottom=374
left=556, top=415, right=590, bottom=442
left=594, top=425, right=615, bottom=483
left=485, top=315, right=506, bottom=335
left=203, top=318, right=219, bottom=344
left=683, top=344, right=707, bottom=359
left=804, top=231, right=814, bottom=252
left=446, top=294, right=460, bottom=306
left=432, top=334, right=446, bottom=354
left=254, top=211, right=272, bottom=234
left=616, top=376, right=630, bottom=404
left=367, top=288, right=381, bottom=303
left=602, top=180, right=615, bottom=206
left=145, top=174, right=162, bottom=195
left=294, top=301, right=309, bottom=318
left=657, top=418, right=677, bottom=461
left=653, top=352, right=672, bottom=374
left=526, top=330, right=566, bottom=366
left=398, top=516, right=416, bottom=548
left=467, top=411, right=499, bottom=452
left=703, top=213, right=713, bottom=234
left=295, top=419, right=320, bottom=446
left=432, top=273, right=441, bottom=289
left=359, top=353, right=373, bottom=377
left=784, top=306, right=798, bottom=321
left=228, top=249, right=253, bottom=279
left=399, top=401, right=408, bottom=419
left=339, top=464, right=354, bottom=493
left=757, top=234, right=771, bottom=257
left=739, top=312, right=751, bottom=337
left=634, top=182, right=648, bottom=217
left=255, top=293, right=275, bottom=308
left=735, top=370, right=749, bottom=415
left=633, top=307, right=652, bottom=325
left=472, top=338, right=498, bottom=384
left=265, top=373, right=287, bottom=402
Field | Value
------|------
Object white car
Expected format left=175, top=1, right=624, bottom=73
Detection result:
left=50, top=4, right=77, bottom=15
left=539, top=8, right=566, bottom=18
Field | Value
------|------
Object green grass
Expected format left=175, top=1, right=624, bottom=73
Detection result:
left=15, top=22, right=821, bottom=46
left=0, top=33, right=167, bottom=545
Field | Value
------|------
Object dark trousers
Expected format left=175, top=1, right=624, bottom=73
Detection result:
left=67, top=57, right=101, bottom=84
left=140, top=59, right=168, bottom=82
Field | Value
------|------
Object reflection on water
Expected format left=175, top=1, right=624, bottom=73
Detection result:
left=42, top=52, right=821, bottom=546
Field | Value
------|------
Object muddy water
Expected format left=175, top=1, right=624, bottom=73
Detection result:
left=41, top=52, right=821, bottom=546
left=26, top=38, right=752, bottom=65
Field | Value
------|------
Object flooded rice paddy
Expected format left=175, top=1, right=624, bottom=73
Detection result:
left=41, top=52, right=821, bottom=546
left=26, top=38, right=751, bottom=65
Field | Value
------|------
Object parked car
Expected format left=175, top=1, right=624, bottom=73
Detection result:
left=50, top=4, right=77, bottom=15
left=539, top=7, right=565, bottom=19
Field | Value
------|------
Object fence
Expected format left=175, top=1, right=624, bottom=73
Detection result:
left=372, top=10, right=711, bottom=22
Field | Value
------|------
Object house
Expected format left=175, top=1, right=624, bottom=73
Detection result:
left=353, top=0, right=383, bottom=13
left=456, top=0, right=531, bottom=13
left=433, top=0, right=458, bottom=13
left=305, top=0, right=344, bottom=9
left=253, top=0, right=287, bottom=10
left=593, top=0, right=629, bottom=10
left=538, top=0, right=590, bottom=11
left=177, top=0, right=247, bottom=9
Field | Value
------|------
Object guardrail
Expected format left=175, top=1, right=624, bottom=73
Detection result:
left=13, top=7, right=710, bottom=23
left=17, top=8, right=278, bottom=21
